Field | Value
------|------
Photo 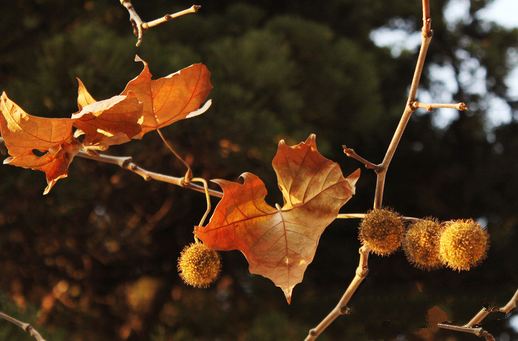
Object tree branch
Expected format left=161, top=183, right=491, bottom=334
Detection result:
left=437, top=288, right=518, bottom=340
left=76, top=150, right=223, bottom=198
left=119, top=0, right=200, bottom=46
left=373, top=4, right=433, bottom=209
left=305, top=1, right=436, bottom=339
left=0, top=310, right=47, bottom=341
left=411, top=100, right=468, bottom=112
left=304, top=245, right=370, bottom=341
left=342, top=146, right=379, bottom=171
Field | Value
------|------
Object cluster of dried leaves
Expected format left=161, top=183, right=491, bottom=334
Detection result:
left=0, top=56, right=212, bottom=194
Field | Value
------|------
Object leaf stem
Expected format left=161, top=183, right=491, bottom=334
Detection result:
left=156, top=128, right=193, bottom=182
left=0, top=310, right=47, bottom=341
left=191, top=177, right=211, bottom=227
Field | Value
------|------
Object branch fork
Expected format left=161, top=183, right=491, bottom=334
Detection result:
left=120, top=0, right=200, bottom=46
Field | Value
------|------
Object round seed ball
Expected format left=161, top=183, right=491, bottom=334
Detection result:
left=403, top=219, right=444, bottom=271
left=178, top=242, right=221, bottom=288
left=439, top=219, right=489, bottom=271
left=359, top=208, right=405, bottom=256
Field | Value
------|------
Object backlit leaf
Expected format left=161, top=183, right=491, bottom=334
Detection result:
left=121, top=55, right=213, bottom=138
left=0, top=92, right=80, bottom=194
left=195, top=134, right=360, bottom=303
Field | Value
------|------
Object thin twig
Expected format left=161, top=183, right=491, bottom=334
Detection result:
left=144, top=5, right=201, bottom=29
left=464, top=288, right=518, bottom=327
left=373, top=0, right=433, bottom=210
left=411, top=101, right=468, bottom=112
left=0, top=311, right=47, bottom=341
left=336, top=213, right=419, bottom=222
left=342, top=146, right=379, bottom=171
left=437, top=323, right=495, bottom=341
left=76, top=150, right=223, bottom=198
left=304, top=246, right=370, bottom=341
left=120, top=0, right=200, bottom=46
left=438, top=288, right=518, bottom=340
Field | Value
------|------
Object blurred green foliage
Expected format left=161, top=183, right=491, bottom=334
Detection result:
left=0, top=0, right=517, bottom=340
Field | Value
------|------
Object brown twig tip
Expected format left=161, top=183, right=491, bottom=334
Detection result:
left=342, top=145, right=379, bottom=171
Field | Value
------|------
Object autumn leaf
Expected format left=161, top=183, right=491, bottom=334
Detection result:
left=76, top=78, right=96, bottom=110
left=195, top=134, right=360, bottom=303
left=73, top=79, right=143, bottom=150
left=0, top=92, right=81, bottom=194
left=121, top=55, right=213, bottom=138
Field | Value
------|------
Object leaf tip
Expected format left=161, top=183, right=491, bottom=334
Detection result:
left=284, top=290, right=293, bottom=304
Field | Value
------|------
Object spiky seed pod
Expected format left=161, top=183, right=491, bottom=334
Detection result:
left=439, top=219, right=489, bottom=272
left=178, top=242, right=221, bottom=288
left=403, top=219, right=444, bottom=271
left=359, top=208, right=405, bottom=256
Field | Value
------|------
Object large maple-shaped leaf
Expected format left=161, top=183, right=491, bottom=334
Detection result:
left=195, top=134, right=360, bottom=303
left=121, top=56, right=213, bottom=138
left=0, top=92, right=80, bottom=194
left=73, top=79, right=143, bottom=150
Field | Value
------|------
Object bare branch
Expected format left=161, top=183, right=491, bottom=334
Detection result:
left=336, top=213, right=420, bottom=222
left=337, top=213, right=367, bottom=219
left=144, top=5, right=200, bottom=29
left=342, top=146, right=380, bottom=171
left=120, top=0, right=200, bottom=46
left=372, top=0, right=433, bottom=209
left=464, top=288, right=518, bottom=327
left=437, top=323, right=495, bottom=341
left=304, top=246, right=370, bottom=341
left=77, top=150, right=223, bottom=198
left=0, top=311, right=47, bottom=341
left=305, top=2, right=436, bottom=339
left=411, top=101, right=468, bottom=112
left=438, top=288, right=518, bottom=340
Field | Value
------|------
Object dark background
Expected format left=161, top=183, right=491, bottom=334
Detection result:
left=0, top=0, right=517, bottom=340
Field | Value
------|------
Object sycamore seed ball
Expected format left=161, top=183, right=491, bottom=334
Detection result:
left=359, top=208, right=405, bottom=256
left=439, top=219, right=489, bottom=272
left=178, top=242, right=221, bottom=288
left=403, top=219, right=444, bottom=271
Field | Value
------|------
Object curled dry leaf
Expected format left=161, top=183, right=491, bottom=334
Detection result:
left=0, top=92, right=80, bottom=194
left=73, top=79, right=143, bottom=150
left=195, top=134, right=360, bottom=303
left=121, top=55, right=213, bottom=138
